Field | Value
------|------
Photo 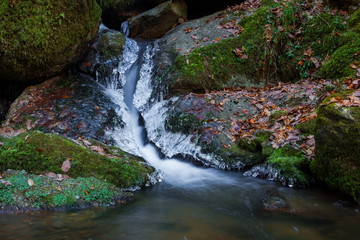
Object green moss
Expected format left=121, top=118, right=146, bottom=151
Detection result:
left=312, top=95, right=360, bottom=203
left=96, top=0, right=136, bottom=10
left=349, top=9, right=360, bottom=32
left=0, top=0, right=101, bottom=81
left=238, top=130, right=272, bottom=153
left=295, top=118, right=317, bottom=135
left=165, top=111, right=202, bottom=134
left=0, top=170, right=130, bottom=209
left=172, top=7, right=269, bottom=93
left=319, top=31, right=360, bottom=79
left=0, top=131, right=153, bottom=188
left=97, top=31, right=126, bottom=61
left=267, top=145, right=311, bottom=185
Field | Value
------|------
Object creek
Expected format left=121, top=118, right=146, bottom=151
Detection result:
left=1, top=27, right=359, bottom=240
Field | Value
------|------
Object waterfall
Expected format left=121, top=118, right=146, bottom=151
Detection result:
left=96, top=24, right=234, bottom=187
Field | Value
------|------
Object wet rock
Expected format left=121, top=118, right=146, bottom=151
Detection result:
left=79, top=25, right=126, bottom=77
left=261, top=190, right=289, bottom=211
left=1, top=74, right=122, bottom=144
left=311, top=91, right=360, bottom=204
left=244, top=145, right=313, bottom=188
left=154, top=81, right=322, bottom=171
left=0, top=0, right=101, bottom=83
left=128, top=0, right=187, bottom=39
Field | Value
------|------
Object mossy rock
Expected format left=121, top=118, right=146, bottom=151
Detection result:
left=0, top=170, right=133, bottom=213
left=312, top=94, right=360, bottom=204
left=0, top=131, right=154, bottom=188
left=165, top=110, right=201, bottom=135
left=267, top=145, right=311, bottom=187
left=97, top=30, right=126, bottom=61
left=319, top=31, right=360, bottom=79
left=0, top=0, right=101, bottom=82
left=170, top=1, right=349, bottom=94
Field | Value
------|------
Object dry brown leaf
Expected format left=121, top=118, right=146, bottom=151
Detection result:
left=28, top=179, right=34, bottom=187
left=61, top=158, right=71, bottom=173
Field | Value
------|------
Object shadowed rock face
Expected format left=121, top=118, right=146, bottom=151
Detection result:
left=100, top=0, right=244, bottom=30
left=185, top=0, right=244, bottom=19
left=128, top=0, right=187, bottom=39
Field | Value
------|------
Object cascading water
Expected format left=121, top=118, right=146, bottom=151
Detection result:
left=97, top=23, right=233, bottom=187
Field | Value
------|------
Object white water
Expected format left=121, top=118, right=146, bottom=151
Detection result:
left=97, top=33, right=234, bottom=187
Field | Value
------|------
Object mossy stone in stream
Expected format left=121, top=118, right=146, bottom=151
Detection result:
left=267, top=145, right=311, bottom=186
left=0, top=0, right=101, bottom=82
left=311, top=93, right=360, bottom=204
left=0, top=131, right=154, bottom=188
left=97, top=31, right=126, bottom=61
left=165, top=111, right=202, bottom=135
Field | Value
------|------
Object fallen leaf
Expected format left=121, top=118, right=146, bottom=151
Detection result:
left=1, top=180, right=12, bottom=186
left=183, top=27, right=193, bottom=33
left=28, top=179, right=34, bottom=187
left=61, top=158, right=71, bottom=173
left=46, top=172, right=57, bottom=178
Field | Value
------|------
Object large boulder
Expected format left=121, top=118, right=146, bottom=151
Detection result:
left=0, top=0, right=101, bottom=83
left=97, top=0, right=168, bottom=29
left=152, top=0, right=350, bottom=95
left=128, top=0, right=187, bottom=39
left=143, top=79, right=323, bottom=186
left=1, top=74, right=122, bottom=144
left=311, top=91, right=360, bottom=204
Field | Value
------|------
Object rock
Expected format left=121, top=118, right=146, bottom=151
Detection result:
left=128, top=0, right=187, bottom=39
left=244, top=145, right=312, bottom=188
left=1, top=74, right=122, bottom=144
left=0, top=131, right=155, bottom=188
left=145, top=80, right=322, bottom=172
left=0, top=0, right=101, bottom=83
left=260, top=189, right=289, bottom=211
left=152, top=0, right=351, bottom=95
left=79, top=25, right=126, bottom=76
left=311, top=91, right=360, bottom=204
left=97, top=0, right=167, bottom=30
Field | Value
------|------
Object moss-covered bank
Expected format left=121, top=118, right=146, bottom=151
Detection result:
left=0, top=170, right=133, bottom=214
left=0, top=0, right=101, bottom=82
left=0, top=131, right=154, bottom=189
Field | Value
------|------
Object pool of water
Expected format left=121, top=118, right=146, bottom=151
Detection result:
left=1, top=169, right=359, bottom=240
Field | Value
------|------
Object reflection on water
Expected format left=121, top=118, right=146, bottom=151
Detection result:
left=1, top=170, right=359, bottom=240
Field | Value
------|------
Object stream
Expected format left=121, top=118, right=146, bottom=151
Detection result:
left=1, top=28, right=360, bottom=240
